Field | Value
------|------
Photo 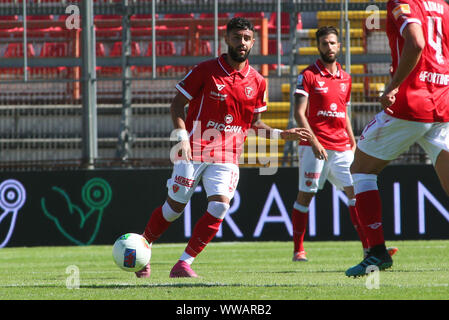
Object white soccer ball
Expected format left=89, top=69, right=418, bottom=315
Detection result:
left=112, top=233, right=151, bottom=272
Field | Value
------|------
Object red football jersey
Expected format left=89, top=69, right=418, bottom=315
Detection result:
left=386, top=0, right=449, bottom=122
left=175, top=54, right=267, bottom=164
left=295, top=59, right=352, bottom=151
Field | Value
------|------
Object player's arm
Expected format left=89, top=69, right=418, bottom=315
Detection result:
left=170, top=92, right=192, bottom=161
left=251, top=113, right=311, bottom=141
left=345, top=113, right=357, bottom=153
left=380, top=22, right=425, bottom=109
left=294, top=93, right=327, bottom=160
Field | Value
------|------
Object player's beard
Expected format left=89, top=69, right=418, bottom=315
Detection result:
left=319, top=49, right=338, bottom=63
left=228, top=45, right=251, bottom=63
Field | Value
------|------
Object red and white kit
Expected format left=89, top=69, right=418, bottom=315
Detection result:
left=295, top=59, right=353, bottom=192
left=359, top=0, right=449, bottom=163
left=176, top=53, right=267, bottom=164
left=169, top=54, right=267, bottom=203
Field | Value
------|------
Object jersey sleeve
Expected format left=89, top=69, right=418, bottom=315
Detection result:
left=294, top=70, right=312, bottom=97
left=346, top=76, right=352, bottom=107
left=388, top=0, right=422, bottom=36
left=254, top=77, right=268, bottom=113
left=175, top=63, right=205, bottom=100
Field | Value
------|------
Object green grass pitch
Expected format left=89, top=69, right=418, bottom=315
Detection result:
left=0, top=240, right=448, bottom=300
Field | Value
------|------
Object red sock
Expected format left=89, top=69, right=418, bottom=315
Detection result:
left=185, top=212, right=223, bottom=257
left=143, top=206, right=171, bottom=243
left=348, top=205, right=370, bottom=249
left=291, top=208, right=308, bottom=252
left=355, top=190, right=385, bottom=247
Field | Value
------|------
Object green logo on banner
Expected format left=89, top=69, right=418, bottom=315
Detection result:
left=41, top=178, right=112, bottom=246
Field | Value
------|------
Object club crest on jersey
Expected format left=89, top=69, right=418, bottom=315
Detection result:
left=224, top=114, right=234, bottom=124
left=245, top=86, right=254, bottom=98
left=340, top=83, right=347, bottom=92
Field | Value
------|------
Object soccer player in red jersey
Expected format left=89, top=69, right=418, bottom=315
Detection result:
left=134, top=17, right=311, bottom=278
left=291, top=26, right=359, bottom=262
left=346, top=0, right=449, bottom=277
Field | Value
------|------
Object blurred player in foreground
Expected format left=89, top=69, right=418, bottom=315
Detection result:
left=346, top=0, right=449, bottom=277
left=134, top=17, right=311, bottom=278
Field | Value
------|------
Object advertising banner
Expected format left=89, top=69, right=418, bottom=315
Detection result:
left=0, top=165, right=448, bottom=247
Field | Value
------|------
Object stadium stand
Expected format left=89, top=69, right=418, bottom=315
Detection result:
left=1, top=0, right=433, bottom=168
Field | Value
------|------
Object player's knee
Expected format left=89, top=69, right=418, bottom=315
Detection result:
left=207, top=201, right=230, bottom=220
left=352, top=173, right=378, bottom=195
left=162, top=200, right=184, bottom=222
left=296, top=191, right=315, bottom=206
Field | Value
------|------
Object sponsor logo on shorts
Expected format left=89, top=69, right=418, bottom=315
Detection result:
left=305, top=172, right=320, bottom=179
left=174, top=175, right=195, bottom=188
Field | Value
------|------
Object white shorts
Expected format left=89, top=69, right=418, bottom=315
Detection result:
left=358, top=111, right=449, bottom=164
left=298, top=145, right=354, bottom=193
left=167, top=161, right=239, bottom=204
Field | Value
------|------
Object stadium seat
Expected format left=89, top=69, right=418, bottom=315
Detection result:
left=0, top=15, right=18, bottom=32
left=234, top=12, right=264, bottom=30
left=99, top=41, right=141, bottom=77
left=31, top=42, right=69, bottom=77
left=95, top=14, right=122, bottom=39
left=268, top=12, right=302, bottom=34
left=130, top=14, right=164, bottom=37
left=1, top=43, right=35, bottom=79
left=197, top=12, right=229, bottom=31
left=137, top=41, right=175, bottom=75
left=268, top=39, right=283, bottom=71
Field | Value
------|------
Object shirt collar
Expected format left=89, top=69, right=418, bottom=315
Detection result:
left=218, top=54, right=251, bottom=78
left=314, top=59, right=342, bottom=78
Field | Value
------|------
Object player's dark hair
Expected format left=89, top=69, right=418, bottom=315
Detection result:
left=226, top=17, right=255, bottom=34
left=315, top=26, right=339, bottom=43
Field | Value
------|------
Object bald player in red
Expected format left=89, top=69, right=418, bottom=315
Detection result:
left=133, top=17, right=311, bottom=279
left=346, top=0, right=449, bottom=277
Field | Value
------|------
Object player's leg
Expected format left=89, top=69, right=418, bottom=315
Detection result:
left=292, top=146, right=326, bottom=261
left=137, top=162, right=205, bottom=278
left=345, top=149, right=393, bottom=277
left=170, top=163, right=238, bottom=278
left=342, top=185, right=370, bottom=254
left=292, top=191, right=315, bottom=261
left=435, top=150, right=449, bottom=197
left=418, top=122, right=449, bottom=197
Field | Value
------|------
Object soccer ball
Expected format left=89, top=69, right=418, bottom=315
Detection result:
left=112, top=233, right=151, bottom=272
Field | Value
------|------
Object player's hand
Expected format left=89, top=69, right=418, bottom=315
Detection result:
left=280, top=128, right=312, bottom=141
left=178, top=140, right=192, bottom=162
left=380, top=87, right=399, bottom=112
left=311, top=141, right=328, bottom=161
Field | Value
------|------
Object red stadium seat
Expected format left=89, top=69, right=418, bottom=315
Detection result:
left=197, top=13, right=229, bottom=31
left=1, top=43, right=35, bottom=79
left=164, top=13, right=195, bottom=19
left=268, top=12, right=302, bottom=34
left=31, top=42, right=69, bottom=77
left=95, top=15, right=122, bottom=39
left=268, top=39, right=284, bottom=71
left=234, top=12, right=264, bottom=30
left=181, top=40, right=212, bottom=56
left=99, top=41, right=141, bottom=77
left=136, top=41, right=175, bottom=75
left=0, top=15, right=18, bottom=31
